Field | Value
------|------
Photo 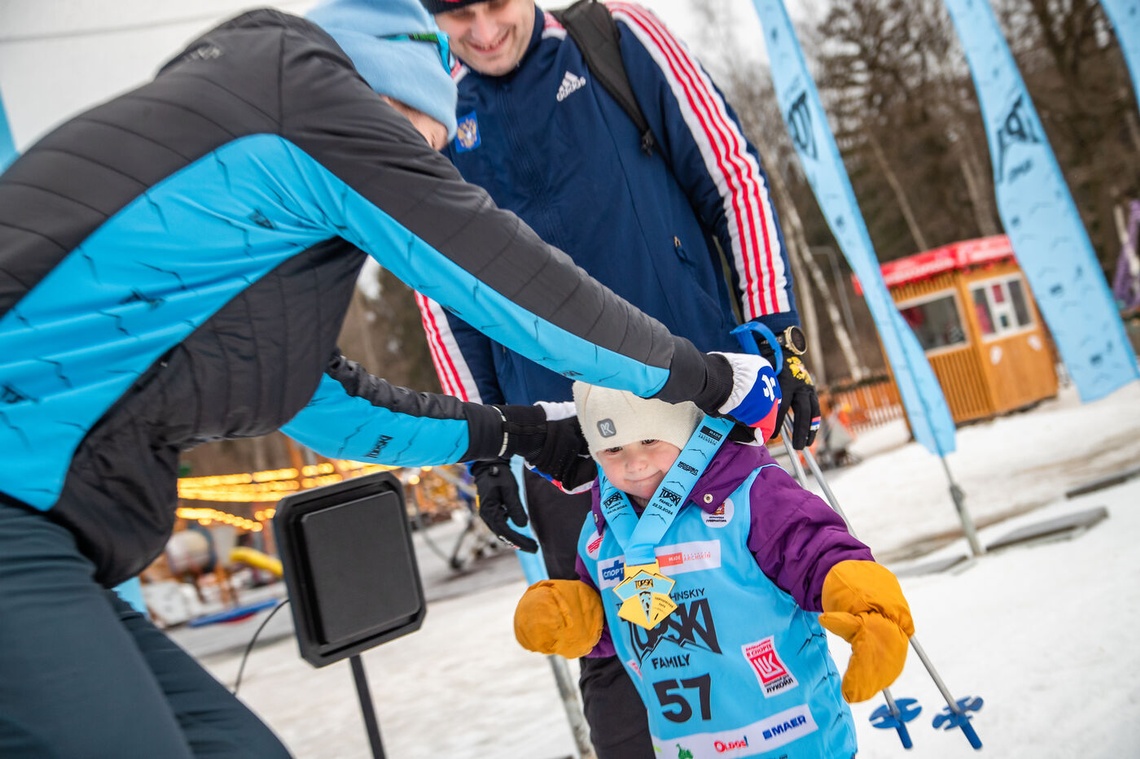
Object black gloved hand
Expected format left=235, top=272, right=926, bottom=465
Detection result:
left=498, top=404, right=596, bottom=492
left=750, top=336, right=820, bottom=450
left=772, top=354, right=820, bottom=449
left=469, top=458, right=538, bottom=553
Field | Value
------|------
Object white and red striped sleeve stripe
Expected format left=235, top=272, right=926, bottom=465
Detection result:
left=608, top=1, right=791, bottom=321
left=543, top=9, right=568, bottom=38
left=414, top=291, right=482, bottom=403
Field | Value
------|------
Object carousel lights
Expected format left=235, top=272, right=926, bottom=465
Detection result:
left=300, top=473, right=345, bottom=489
left=178, top=460, right=400, bottom=506
left=179, top=472, right=254, bottom=487
left=175, top=505, right=263, bottom=532
left=301, top=462, right=339, bottom=476
left=176, top=490, right=287, bottom=503
left=256, top=467, right=298, bottom=482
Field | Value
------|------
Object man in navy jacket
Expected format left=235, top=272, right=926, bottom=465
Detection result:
left=417, top=1, right=820, bottom=755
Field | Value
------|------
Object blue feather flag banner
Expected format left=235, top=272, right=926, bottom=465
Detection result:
left=747, top=0, right=957, bottom=456
left=943, top=0, right=1139, bottom=400
left=1100, top=0, right=1140, bottom=110
left=0, top=90, right=16, bottom=172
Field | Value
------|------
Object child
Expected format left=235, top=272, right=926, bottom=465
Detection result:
left=514, top=384, right=914, bottom=759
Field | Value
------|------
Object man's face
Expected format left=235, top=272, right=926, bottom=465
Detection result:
left=434, top=0, right=535, bottom=77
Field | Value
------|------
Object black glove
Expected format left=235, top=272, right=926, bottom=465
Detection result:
left=469, top=459, right=537, bottom=552
left=497, top=405, right=596, bottom=492
left=751, top=336, right=820, bottom=450
left=773, top=354, right=820, bottom=449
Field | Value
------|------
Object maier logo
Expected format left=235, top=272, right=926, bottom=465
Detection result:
left=366, top=434, right=393, bottom=459
left=763, top=714, right=808, bottom=741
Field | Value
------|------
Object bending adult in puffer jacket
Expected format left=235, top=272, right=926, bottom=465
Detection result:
left=0, top=1, right=779, bottom=756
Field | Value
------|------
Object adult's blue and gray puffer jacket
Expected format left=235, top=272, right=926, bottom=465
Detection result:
left=0, top=9, right=729, bottom=586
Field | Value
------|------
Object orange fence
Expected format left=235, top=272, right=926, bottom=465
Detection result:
left=818, top=376, right=905, bottom=435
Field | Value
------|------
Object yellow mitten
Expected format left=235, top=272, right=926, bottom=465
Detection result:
left=819, top=560, right=915, bottom=703
left=513, top=579, right=604, bottom=659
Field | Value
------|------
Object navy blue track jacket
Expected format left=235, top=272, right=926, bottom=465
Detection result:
left=418, top=2, right=797, bottom=406
left=0, top=9, right=721, bottom=585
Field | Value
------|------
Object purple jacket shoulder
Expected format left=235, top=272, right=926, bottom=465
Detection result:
left=737, top=445, right=873, bottom=610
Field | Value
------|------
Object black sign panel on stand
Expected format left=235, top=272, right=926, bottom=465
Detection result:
left=274, top=470, right=425, bottom=758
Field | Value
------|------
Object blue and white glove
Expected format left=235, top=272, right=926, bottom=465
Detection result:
left=708, top=352, right=782, bottom=441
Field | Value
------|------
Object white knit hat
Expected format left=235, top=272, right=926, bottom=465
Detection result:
left=572, top=382, right=703, bottom=458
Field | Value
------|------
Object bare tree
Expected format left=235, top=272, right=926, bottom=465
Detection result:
left=994, top=0, right=1140, bottom=271
left=691, top=0, right=877, bottom=382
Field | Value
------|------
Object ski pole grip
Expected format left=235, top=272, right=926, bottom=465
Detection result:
left=730, top=322, right=782, bottom=367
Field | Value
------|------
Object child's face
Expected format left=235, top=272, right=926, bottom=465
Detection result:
left=595, top=440, right=682, bottom=505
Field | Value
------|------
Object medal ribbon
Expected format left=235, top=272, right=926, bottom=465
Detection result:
left=598, top=415, right=734, bottom=628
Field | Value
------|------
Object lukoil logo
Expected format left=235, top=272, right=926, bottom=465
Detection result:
left=743, top=636, right=798, bottom=697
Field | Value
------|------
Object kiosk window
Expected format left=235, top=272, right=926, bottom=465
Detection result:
left=899, top=294, right=967, bottom=352
left=972, top=276, right=1033, bottom=338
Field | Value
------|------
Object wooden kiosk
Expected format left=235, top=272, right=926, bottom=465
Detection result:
left=881, top=235, right=1058, bottom=424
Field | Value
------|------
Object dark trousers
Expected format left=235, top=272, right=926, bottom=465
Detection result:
left=522, top=471, right=655, bottom=759
left=0, top=499, right=291, bottom=758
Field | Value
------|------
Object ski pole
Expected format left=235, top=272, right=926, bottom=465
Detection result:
left=776, top=431, right=917, bottom=750
left=730, top=322, right=981, bottom=750
left=730, top=321, right=919, bottom=747
left=781, top=421, right=983, bottom=750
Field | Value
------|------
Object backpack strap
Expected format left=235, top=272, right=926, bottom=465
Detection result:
left=552, top=0, right=658, bottom=156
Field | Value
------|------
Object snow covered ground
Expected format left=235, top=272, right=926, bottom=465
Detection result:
left=194, top=380, right=1140, bottom=759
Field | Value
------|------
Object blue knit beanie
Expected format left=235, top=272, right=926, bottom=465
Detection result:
left=307, top=0, right=458, bottom=140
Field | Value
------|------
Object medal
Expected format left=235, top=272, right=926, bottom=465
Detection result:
left=613, top=561, right=677, bottom=629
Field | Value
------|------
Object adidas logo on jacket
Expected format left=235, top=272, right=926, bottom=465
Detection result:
left=556, top=71, right=586, bottom=101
